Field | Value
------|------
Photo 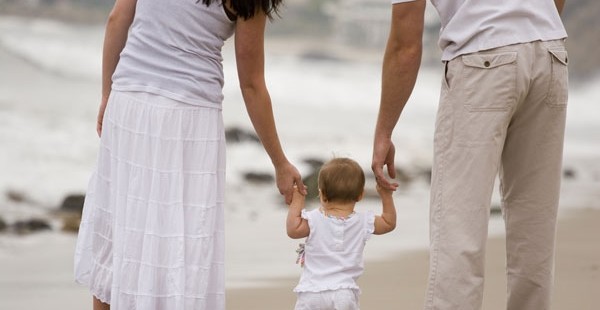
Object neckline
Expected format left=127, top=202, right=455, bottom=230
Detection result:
left=319, top=207, right=356, bottom=221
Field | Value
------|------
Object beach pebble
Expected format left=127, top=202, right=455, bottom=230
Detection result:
left=243, top=172, right=274, bottom=184
left=59, top=194, right=85, bottom=214
left=62, top=215, right=81, bottom=233
left=563, top=168, right=576, bottom=180
left=6, top=189, right=27, bottom=203
left=0, top=216, right=7, bottom=232
left=13, top=219, right=52, bottom=234
left=225, top=127, right=260, bottom=144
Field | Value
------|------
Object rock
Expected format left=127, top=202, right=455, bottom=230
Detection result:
left=62, top=215, right=81, bottom=233
left=300, top=50, right=343, bottom=62
left=419, top=168, right=432, bottom=184
left=6, top=189, right=27, bottom=203
left=394, top=167, right=415, bottom=186
left=243, top=172, right=274, bottom=184
left=563, top=168, right=576, bottom=179
left=225, top=127, right=260, bottom=144
left=303, top=158, right=325, bottom=170
left=302, top=168, right=321, bottom=201
left=0, top=216, right=7, bottom=232
left=59, top=194, right=85, bottom=214
left=13, top=219, right=52, bottom=234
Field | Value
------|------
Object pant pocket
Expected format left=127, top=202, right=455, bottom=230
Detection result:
left=461, top=52, right=518, bottom=112
left=544, top=49, right=569, bottom=109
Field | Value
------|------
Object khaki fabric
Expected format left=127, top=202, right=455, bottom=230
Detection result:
left=425, top=40, right=568, bottom=310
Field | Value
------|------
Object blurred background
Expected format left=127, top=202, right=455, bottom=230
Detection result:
left=0, top=0, right=598, bottom=309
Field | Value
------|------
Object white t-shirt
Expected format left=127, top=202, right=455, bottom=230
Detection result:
left=294, top=208, right=376, bottom=293
left=392, top=0, right=567, bottom=60
left=112, top=0, right=235, bottom=108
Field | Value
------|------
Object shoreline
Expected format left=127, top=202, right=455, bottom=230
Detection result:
left=226, top=208, right=600, bottom=310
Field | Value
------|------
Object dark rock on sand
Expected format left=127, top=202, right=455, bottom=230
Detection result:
left=62, top=215, right=81, bottom=233
left=225, top=127, right=260, bottom=144
left=59, top=194, right=85, bottom=214
left=243, top=172, right=274, bottom=184
left=13, top=219, right=52, bottom=234
left=302, top=169, right=320, bottom=200
left=303, top=158, right=325, bottom=170
left=419, top=167, right=433, bottom=184
left=563, top=168, right=576, bottom=180
left=0, top=216, right=7, bottom=232
left=6, top=189, right=27, bottom=203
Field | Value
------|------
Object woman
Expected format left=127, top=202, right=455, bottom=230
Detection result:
left=74, top=0, right=306, bottom=309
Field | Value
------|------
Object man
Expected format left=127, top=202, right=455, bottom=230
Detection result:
left=372, top=1, right=568, bottom=309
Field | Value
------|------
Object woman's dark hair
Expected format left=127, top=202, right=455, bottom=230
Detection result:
left=200, top=0, right=283, bottom=20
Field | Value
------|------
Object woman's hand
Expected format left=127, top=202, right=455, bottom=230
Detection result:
left=96, top=98, right=109, bottom=137
left=275, top=161, right=306, bottom=204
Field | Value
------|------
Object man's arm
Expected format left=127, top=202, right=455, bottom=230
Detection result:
left=372, top=0, right=426, bottom=190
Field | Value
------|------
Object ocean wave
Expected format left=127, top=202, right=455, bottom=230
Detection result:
left=0, top=16, right=103, bottom=80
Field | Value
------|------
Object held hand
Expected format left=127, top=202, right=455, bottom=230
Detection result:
left=376, top=184, right=394, bottom=198
left=372, top=137, right=399, bottom=191
left=96, top=98, right=109, bottom=137
left=290, top=185, right=306, bottom=205
left=276, top=161, right=307, bottom=204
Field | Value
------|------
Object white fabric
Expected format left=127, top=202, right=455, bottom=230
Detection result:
left=294, top=209, right=375, bottom=293
left=112, top=0, right=235, bottom=108
left=74, top=91, right=226, bottom=309
left=391, top=0, right=567, bottom=60
left=295, top=289, right=360, bottom=310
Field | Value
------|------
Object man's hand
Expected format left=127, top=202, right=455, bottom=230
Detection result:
left=372, top=137, right=399, bottom=191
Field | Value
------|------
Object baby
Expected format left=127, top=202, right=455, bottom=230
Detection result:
left=287, top=157, right=396, bottom=310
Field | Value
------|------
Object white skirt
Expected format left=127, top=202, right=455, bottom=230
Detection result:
left=74, top=91, right=226, bottom=309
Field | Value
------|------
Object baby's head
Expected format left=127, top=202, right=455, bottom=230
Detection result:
left=318, top=157, right=365, bottom=203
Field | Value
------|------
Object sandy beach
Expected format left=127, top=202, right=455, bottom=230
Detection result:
left=227, top=208, right=600, bottom=310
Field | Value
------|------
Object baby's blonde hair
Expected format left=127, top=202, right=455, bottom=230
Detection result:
left=318, top=157, right=365, bottom=203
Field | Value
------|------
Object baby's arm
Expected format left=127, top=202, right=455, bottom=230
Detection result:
left=286, top=186, right=310, bottom=239
left=373, top=184, right=396, bottom=235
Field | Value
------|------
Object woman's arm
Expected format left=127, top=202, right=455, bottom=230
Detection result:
left=97, top=0, right=136, bottom=136
left=286, top=187, right=310, bottom=239
left=234, top=13, right=306, bottom=204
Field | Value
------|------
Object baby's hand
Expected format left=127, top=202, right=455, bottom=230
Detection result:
left=291, top=185, right=307, bottom=204
left=376, top=184, right=393, bottom=198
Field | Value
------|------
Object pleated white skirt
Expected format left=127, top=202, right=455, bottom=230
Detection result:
left=74, top=91, right=226, bottom=309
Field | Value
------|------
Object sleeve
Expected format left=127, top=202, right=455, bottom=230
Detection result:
left=364, top=210, right=376, bottom=241
left=391, top=0, right=419, bottom=4
left=301, top=209, right=309, bottom=220
left=301, top=209, right=315, bottom=236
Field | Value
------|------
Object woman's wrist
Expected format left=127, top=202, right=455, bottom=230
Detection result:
left=271, top=155, right=290, bottom=169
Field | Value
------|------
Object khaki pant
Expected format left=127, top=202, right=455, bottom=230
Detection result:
left=425, top=40, right=568, bottom=310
